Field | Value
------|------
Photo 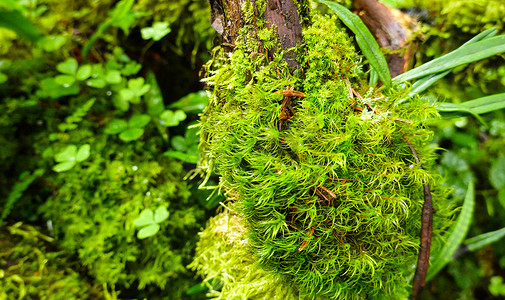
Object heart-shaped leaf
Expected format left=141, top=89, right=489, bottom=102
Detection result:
left=137, top=223, right=160, bottom=239
left=154, top=206, right=169, bottom=223
left=128, top=114, right=151, bottom=128
left=76, top=65, right=92, bottom=81
left=55, top=145, right=77, bottom=162
left=119, top=128, right=144, bottom=142
left=141, top=22, right=171, bottom=41
left=54, top=74, right=76, bottom=87
left=160, top=110, right=187, bottom=127
left=52, top=161, right=76, bottom=172
left=133, top=209, right=155, bottom=227
left=119, top=89, right=134, bottom=102
left=104, top=119, right=128, bottom=134
left=171, top=135, right=188, bottom=151
left=57, top=58, right=78, bottom=75
left=86, top=78, right=106, bottom=88
left=105, top=70, right=122, bottom=84
left=39, top=35, right=66, bottom=52
left=75, top=144, right=91, bottom=162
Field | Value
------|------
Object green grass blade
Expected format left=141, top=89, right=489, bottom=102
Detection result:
left=437, top=102, right=486, bottom=125
left=316, top=0, right=391, bottom=87
left=0, top=10, right=41, bottom=42
left=409, top=70, right=451, bottom=96
left=465, top=227, right=505, bottom=252
left=394, top=35, right=505, bottom=83
left=459, top=93, right=505, bottom=115
left=426, top=181, right=475, bottom=281
left=408, top=28, right=498, bottom=96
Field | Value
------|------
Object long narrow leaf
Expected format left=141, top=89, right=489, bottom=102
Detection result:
left=426, top=181, right=475, bottom=281
left=437, top=103, right=486, bottom=125
left=409, top=28, right=498, bottom=95
left=394, top=35, right=505, bottom=82
left=316, top=0, right=391, bottom=87
left=465, top=227, right=505, bottom=252
left=460, top=93, right=505, bottom=115
left=0, top=10, right=41, bottom=42
left=409, top=70, right=451, bottom=96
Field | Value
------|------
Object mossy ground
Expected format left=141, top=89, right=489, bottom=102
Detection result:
left=196, top=12, right=452, bottom=299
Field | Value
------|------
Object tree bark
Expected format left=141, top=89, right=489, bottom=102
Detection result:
left=352, top=0, right=417, bottom=77
left=208, top=0, right=305, bottom=68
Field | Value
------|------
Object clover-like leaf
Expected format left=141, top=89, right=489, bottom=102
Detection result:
left=128, top=114, right=151, bottom=128
left=105, top=70, right=122, bottom=84
left=154, top=206, right=169, bottom=223
left=0, top=72, right=7, bottom=84
left=141, top=22, right=171, bottom=41
left=128, top=77, right=150, bottom=96
left=54, top=145, right=77, bottom=162
left=76, top=65, right=92, bottom=81
left=119, top=128, right=144, bottom=142
left=52, top=161, right=76, bottom=172
left=137, top=223, right=160, bottom=239
left=54, top=74, right=76, bottom=87
left=75, top=144, right=90, bottom=162
left=133, top=209, right=155, bottom=227
left=119, top=89, right=134, bottom=102
left=171, top=135, right=188, bottom=151
left=57, top=58, right=78, bottom=75
left=160, top=110, right=187, bottom=127
left=104, top=119, right=128, bottom=134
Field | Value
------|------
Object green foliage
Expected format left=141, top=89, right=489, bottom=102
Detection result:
left=196, top=13, right=452, bottom=299
left=317, top=0, right=391, bottom=87
left=0, top=9, right=41, bottom=42
left=133, top=206, right=170, bottom=239
left=141, top=22, right=171, bottom=41
left=0, top=223, right=104, bottom=299
left=190, top=211, right=319, bottom=299
left=52, top=144, right=91, bottom=172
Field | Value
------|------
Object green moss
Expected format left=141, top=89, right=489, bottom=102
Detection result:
left=197, top=13, right=451, bottom=299
left=0, top=223, right=104, bottom=299
left=39, top=132, right=207, bottom=297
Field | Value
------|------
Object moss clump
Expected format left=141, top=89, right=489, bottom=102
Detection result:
left=197, top=13, right=451, bottom=299
left=0, top=223, right=104, bottom=299
left=39, top=132, right=207, bottom=297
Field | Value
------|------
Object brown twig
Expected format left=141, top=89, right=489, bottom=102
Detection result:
left=406, top=139, right=433, bottom=300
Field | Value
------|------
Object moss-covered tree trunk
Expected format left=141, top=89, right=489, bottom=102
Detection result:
left=193, top=0, right=448, bottom=299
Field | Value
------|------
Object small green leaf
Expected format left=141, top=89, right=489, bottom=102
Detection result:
left=86, top=78, right=106, bottom=88
left=105, top=70, right=122, bottom=84
left=54, top=74, right=76, bottom=87
left=163, top=151, right=199, bottom=164
left=465, top=227, right=505, bottom=252
left=490, top=155, right=505, bottom=190
left=39, top=35, right=67, bottom=52
left=119, top=89, right=134, bottom=102
left=52, top=161, right=76, bottom=172
left=57, top=58, right=78, bottom=75
left=154, top=206, right=169, bottom=223
left=169, top=91, right=209, bottom=113
left=160, top=110, right=187, bottom=127
left=141, top=22, right=171, bottom=41
left=75, top=144, right=91, bottom=162
left=119, top=128, right=144, bottom=142
left=315, top=0, right=391, bottom=87
left=427, top=181, right=475, bottom=281
left=133, top=209, right=155, bottom=227
left=76, top=65, right=92, bottom=81
left=171, top=135, right=188, bottom=151
left=112, top=96, right=130, bottom=111
left=128, top=77, right=151, bottom=96
left=137, top=223, right=160, bottom=239
left=128, top=114, right=151, bottom=128
left=55, top=145, right=77, bottom=162
left=104, top=119, right=128, bottom=134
